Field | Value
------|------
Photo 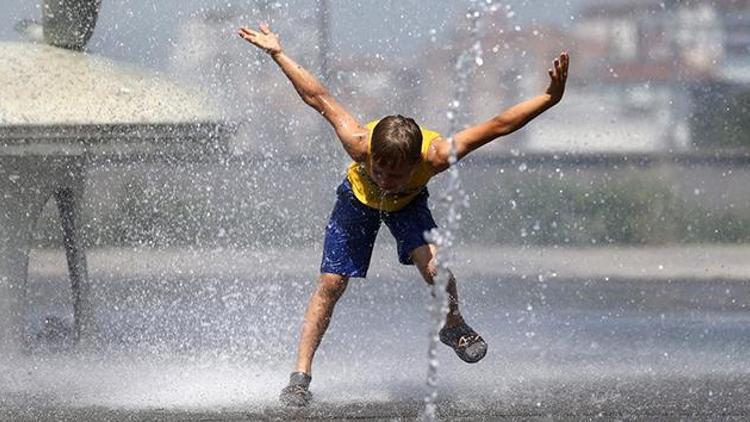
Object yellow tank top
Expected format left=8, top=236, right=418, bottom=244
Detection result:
left=346, top=120, right=441, bottom=212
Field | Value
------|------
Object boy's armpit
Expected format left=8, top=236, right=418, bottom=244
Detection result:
left=343, top=130, right=369, bottom=162
left=426, top=136, right=452, bottom=174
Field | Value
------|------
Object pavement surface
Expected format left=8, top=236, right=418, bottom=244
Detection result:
left=1, top=244, right=749, bottom=420
left=26, top=244, right=750, bottom=281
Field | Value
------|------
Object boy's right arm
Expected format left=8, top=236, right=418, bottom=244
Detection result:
left=428, top=52, right=569, bottom=173
left=238, top=23, right=368, bottom=162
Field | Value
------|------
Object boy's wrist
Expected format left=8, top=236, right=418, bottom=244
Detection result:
left=543, top=92, right=559, bottom=106
left=270, top=49, right=283, bottom=60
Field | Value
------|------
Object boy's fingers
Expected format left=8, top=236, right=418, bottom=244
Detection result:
left=239, top=27, right=257, bottom=37
left=259, top=22, right=271, bottom=34
left=557, top=53, right=568, bottom=80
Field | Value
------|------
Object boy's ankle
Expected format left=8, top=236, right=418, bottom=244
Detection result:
left=444, top=312, right=465, bottom=328
left=288, top=371, right=312, bottom=388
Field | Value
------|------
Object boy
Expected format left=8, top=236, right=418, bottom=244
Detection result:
left=238, top=23, right=569, bottom=407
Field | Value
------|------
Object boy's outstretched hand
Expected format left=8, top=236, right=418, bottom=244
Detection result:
left=546, top=51, right=569, bottom=104
left=238, top=23, right=282, bottom=56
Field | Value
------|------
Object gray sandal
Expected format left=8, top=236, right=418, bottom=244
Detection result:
left=439, top=322, right=487, bottom=363
left=279, top=372, right=312, bottom=407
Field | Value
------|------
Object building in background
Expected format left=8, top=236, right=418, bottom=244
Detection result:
left=410, top=10, right=559, bottom=153
left=168, top=0, right=750, bottom=155
left=564, top=0, right=750, bottom=153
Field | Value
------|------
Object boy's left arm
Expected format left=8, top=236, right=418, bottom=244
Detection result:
left=428, top=52, right=569, bottom=173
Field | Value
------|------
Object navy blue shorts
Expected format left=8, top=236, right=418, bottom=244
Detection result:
left=320, top=179, right=437, bottom=278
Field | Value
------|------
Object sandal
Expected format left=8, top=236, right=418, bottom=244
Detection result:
left=279, top=372, right=313, bottom=407
left=439, top=321, right=487, bottom=363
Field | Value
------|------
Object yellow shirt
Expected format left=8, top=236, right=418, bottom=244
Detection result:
left=346, top=120, right=441, bottom=212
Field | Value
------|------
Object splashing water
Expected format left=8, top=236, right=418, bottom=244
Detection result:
left=422, top=147, right=467, bottom=421
left=422, top=1, right=497, bottom=420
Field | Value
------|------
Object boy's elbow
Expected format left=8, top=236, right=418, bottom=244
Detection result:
left=491, top=116, right=513, bottom=137
left=303, top=91, right=330, bottom=110
left=302, top=94, right=321, bottom=108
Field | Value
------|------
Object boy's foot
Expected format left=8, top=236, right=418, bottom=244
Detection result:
left=279, top=372, right=312, bottom=407
left=439, top=321, right=487, bottom=363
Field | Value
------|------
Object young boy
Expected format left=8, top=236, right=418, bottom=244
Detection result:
left=238, top=23, right=569, bottom=407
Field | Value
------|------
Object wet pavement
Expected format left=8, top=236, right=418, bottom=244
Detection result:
left=1, top=245, right=749, bottom=420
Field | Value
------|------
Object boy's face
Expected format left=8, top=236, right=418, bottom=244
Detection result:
left=370, top=155, right=417, bottom=193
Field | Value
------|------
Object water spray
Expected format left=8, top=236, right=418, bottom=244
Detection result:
left=422, top=1, right=498, bottom=420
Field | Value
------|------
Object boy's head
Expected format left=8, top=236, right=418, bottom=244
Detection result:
left=369, top=115, right=423, bottom=192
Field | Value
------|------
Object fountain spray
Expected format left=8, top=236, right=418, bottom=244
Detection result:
left=422, top=1, right=498, bottom=420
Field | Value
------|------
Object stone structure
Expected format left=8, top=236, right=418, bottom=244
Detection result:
left=0, top=0, right=231, bottom=352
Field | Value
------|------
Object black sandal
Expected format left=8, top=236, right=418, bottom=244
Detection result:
left=439, top=322, right=487, bottom=363
left=279, top=372, right=313, bottom=407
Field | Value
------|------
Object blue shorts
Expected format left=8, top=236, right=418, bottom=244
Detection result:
left=320, top=179, right=437, bottom=278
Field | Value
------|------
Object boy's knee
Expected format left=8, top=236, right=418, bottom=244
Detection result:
left=317, top=273, right=349, bottom=300
left=410, top=247, right=438, bottom=284
left=418, top=258, right=455, bottom=286
left=422, top=260, right=438, bottom=283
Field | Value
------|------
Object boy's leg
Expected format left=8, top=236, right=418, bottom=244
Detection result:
left=410, top=244, right=463, bottom=327
left=383, top=190, right=486, bottom=363
left=294, top=272, right=349, bottom=375
left=281, top=179, right=380, bottom=406
left=381, top=190, right=462, bottom=327
left=411, top=243, right=488, bottom=364
left=299, top=178, right=379, bottom=374
left=281, top=272, right=349, bottom=406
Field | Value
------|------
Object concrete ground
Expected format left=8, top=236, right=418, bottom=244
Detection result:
left=26, top=243, right=750, bottom=281
left=1, top=244, right=749, bottom=420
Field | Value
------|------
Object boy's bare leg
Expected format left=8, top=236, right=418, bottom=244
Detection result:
left=411, top=243, right=487, bottom=363
left=410, top=244, right=463, bottom=328
left=294, top=272, right=349, bottom=375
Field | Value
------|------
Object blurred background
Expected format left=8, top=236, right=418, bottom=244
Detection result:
left=3, top=0, right=749, bottom=250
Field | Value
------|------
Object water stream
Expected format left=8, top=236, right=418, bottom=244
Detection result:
left=422, top=1, right=498, bottom=419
